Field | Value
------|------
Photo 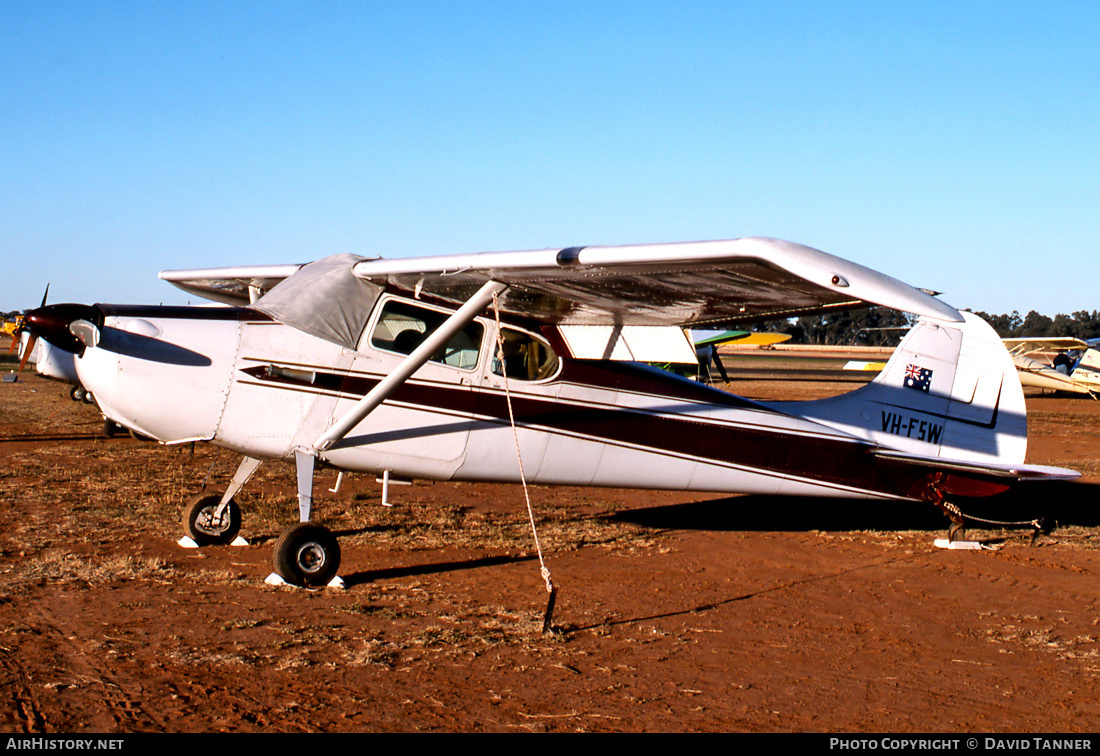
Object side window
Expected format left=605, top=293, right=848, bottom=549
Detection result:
left=491, top=327, right=559, bottom=381
left=369, top=299, right=483, bottom=370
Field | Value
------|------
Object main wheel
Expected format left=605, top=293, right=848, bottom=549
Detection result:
left=273, top=523, right=341, bottom=587
left=182, top=493, right=242, bottom=546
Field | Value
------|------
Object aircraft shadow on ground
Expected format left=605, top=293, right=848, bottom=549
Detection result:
left=342, top=554, right=535, bottom=588
left=320, top=482, right=1100, bottom=587
left=610, top=480, right=1100, bottom=533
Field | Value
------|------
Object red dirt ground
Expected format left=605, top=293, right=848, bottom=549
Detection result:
left=1, top=370, right=1098, bottom=732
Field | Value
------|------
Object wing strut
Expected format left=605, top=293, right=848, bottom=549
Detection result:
left=275, top=279, right=509, bottom=586
left=312, top=279, right=509, bottom=452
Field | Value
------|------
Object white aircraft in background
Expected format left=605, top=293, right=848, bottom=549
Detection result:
left=1003, top=338, right=1100, bottom=398
left=5, top=288, right=84, bottom=397
left=15, top=332, right=81, bottom=387
left=19, top=237, right=1077, bottom=587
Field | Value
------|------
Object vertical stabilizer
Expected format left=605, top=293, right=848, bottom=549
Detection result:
left=788, top=312, right=1027, bottom=465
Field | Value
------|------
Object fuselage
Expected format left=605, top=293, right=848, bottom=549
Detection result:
left=75, top=295, right=959, bottom=504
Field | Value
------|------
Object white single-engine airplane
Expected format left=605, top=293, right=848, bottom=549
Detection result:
left=20, top=237, right=1078, bottom=586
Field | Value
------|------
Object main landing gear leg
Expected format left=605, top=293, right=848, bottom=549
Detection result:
left=270, top=450, right=341, bottom=588
left=279, top=281, right=506, bottom=588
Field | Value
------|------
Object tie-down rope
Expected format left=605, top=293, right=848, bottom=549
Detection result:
left=491, top=292, right=557, bottom=632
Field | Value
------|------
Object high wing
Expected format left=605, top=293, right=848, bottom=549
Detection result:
left=1002, top=337, right=1090, bottom=357
left=694, top=330, right=792, bottom=348
left=159, top=238, right=959, bottom=327
left=159, top=263, right=309, bottom=305
left=348, top=237, right=961, bottom=327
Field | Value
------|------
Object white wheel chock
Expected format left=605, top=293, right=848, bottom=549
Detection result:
left=178, top=535, right=249, bottom=548
left=264, top=572, right=345, bottom=589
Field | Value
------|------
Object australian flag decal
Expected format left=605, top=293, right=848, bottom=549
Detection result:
left=904, top=363, right=933, bottom=393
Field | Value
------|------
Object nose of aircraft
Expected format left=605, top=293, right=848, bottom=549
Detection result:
left=21, top=303, right=100, bottom=354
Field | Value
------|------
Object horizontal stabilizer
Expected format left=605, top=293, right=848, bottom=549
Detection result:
left=872, top=448, right=1079, bottom=481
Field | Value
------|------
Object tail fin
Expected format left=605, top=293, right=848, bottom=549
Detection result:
left=792, top=312, right=1027, bottom=465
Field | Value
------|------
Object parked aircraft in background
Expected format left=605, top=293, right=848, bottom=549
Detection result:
left=16, top=237, right=1077, bottom=586
left=652, top=329, right=793, bottom=382
left=694, top=330, right=792, bottom=349
left=6, top=287, right=87, bottom=396
left=14, top=332, right=81, bottom=388
left=1003, top=338, right=1100, bottom=398
left=694, top=330, right=791, bottom=382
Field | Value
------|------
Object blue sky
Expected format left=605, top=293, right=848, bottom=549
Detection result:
left=3, top=1, right=1098, bottom=318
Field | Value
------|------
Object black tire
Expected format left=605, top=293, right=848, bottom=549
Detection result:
left=182, top=493, right=242, bottom=546
left=273, top=523, right=341, bottom=587
left=103, top=419, right=118, bottom=437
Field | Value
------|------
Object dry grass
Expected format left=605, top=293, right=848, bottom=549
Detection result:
left=982, top=613, right=1100, bottom=673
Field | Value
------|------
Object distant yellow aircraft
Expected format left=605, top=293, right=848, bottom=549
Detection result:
left=697, top=330, right=792, bottom=348
left=843, top=359, right=888, bottom=372
left=2, top=318, right=20, bottom=338
left=691, top=329, right=792, bottom=382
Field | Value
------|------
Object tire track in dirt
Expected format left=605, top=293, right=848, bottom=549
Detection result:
left=16, top=602, right=171, bottom=731
left=0, top=646, right=47, bottom=732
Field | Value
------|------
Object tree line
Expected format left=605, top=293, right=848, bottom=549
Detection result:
left=767, top=308, right=1100, bottom=347
left=969, top=310, right=1100, bottom=341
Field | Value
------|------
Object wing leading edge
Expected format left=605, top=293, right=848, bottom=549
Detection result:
left=159, top=263, right=312, bottom=305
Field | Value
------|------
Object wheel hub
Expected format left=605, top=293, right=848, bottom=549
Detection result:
left=197, top=507, right=227, bottom=534
left=295, top=542, right=326, bottom=574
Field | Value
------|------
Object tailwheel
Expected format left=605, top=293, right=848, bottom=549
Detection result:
left=273, top=523, right=341, bottom=587
left=948, top=519, right=966, bottom=543
left=182, top=493, right=242, bottom=546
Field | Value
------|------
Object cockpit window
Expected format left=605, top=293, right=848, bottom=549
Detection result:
left=369, top=299, right=483, bottom=370
left=491, top=327, right=559, bottom=381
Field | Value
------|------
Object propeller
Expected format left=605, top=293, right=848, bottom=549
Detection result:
left=7, top=322, right=21, bottom=355
left=8, top=285, right=100, bottom=379
left=7, top=284, right=48, bottom=356
left=16, top=332, right=37, bottom=374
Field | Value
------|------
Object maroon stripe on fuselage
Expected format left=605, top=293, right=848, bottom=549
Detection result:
left=557, top=358, right=767, bottom=410
left=240, top=362, right=936, bottom=500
